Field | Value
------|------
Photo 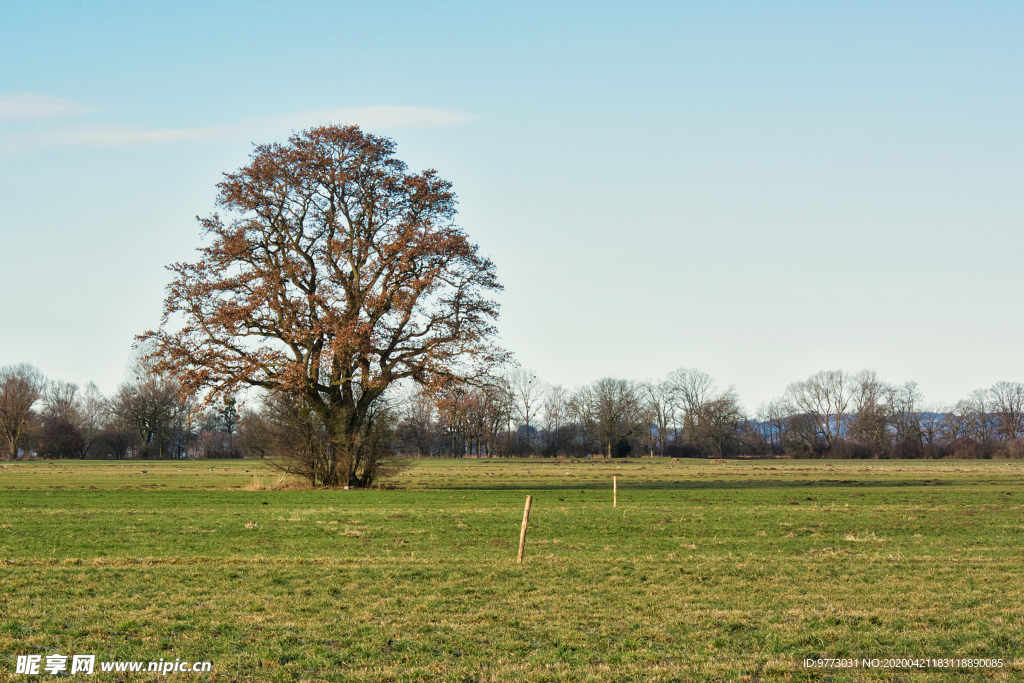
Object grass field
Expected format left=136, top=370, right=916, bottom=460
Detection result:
left=1, top=458, right=1023, bottom=681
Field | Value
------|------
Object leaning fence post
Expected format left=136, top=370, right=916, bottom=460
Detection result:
left=517, top=495, right=533, bottom=564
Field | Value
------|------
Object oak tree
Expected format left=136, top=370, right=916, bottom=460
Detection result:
left=142, top=125, right=503, bottom=486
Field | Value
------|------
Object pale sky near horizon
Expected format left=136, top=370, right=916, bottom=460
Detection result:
left=1, top=1, right=1022, bottom=412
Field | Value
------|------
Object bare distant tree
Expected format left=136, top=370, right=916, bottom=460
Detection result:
left=396, top=387, right=439, bottom=457
left=640, top=380, right=675, bottom=455
left=990, top=381, right=1024, bottom=441
left=541, top=384, right=568, bottom=436
left=756, top=399, right=787, bottom=453
left=219, top=395, right=239, bottom=453
left=0, top=364, right=46, bottom=460
left=697, top=388, right=746, bottom=457
left=38, top=380, right=85, bottom=459
left=540, top=384, right=572, bottom=456
left=663, top=369, right=747, bottom=456
left=113, top=351, right=189, bottom=459
left=77, top=382, right=108, bottom=458
left=433, top=382, right=468, bottom=457
left=886, top=382, right=924, bottom=457
left=463, top=389, right=493, bottom=457
left=846, top=370, right=888, bottom=456
left=428, top=375, right=515, bottom=458
left=964, top=388, right=996, bottom=443
left=918, top=403, right=946, bottom=458
left=570, top=378, right=641, bottom=458
left=665, top=368, right=716, bottom=442
left=507, top=368, right=546, bottom=454
left=479, top=378, right=514, bottom=457
left=634, top=399, right=659, bottom=457
left=44, top=381, right=79, bottom=422
left=784, top=370, right=850, bottom=453
left=783, top=412, right=824, bottom=454
left=942, top=401, right=973, bottom=442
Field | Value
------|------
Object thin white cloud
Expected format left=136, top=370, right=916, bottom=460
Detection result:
left=0, top=93, right=89, bottom=121
left=0, top=98, right=473, bottom=151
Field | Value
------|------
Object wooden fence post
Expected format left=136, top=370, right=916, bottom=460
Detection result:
left=613, top=476, right=617, bottom=508
left=517, top=495, right=533, bottom=564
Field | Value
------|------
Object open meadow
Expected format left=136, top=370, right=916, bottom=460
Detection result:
left=2, top=458, right=1023, bottom=681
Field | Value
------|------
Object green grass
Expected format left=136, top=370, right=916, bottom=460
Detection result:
left=2, top=458, right=1023, bottom=681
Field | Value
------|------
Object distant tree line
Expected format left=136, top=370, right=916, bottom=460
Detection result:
left=0, top=353, right=239, bottom=461
left=385, top=368, right=752, bottom=459
left=386, top=367, right=1024, bottom=460
left=2, top=360, right=1021, bottom=461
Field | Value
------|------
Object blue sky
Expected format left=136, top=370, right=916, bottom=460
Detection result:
left=1, top=1, right=1022, bottom=410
